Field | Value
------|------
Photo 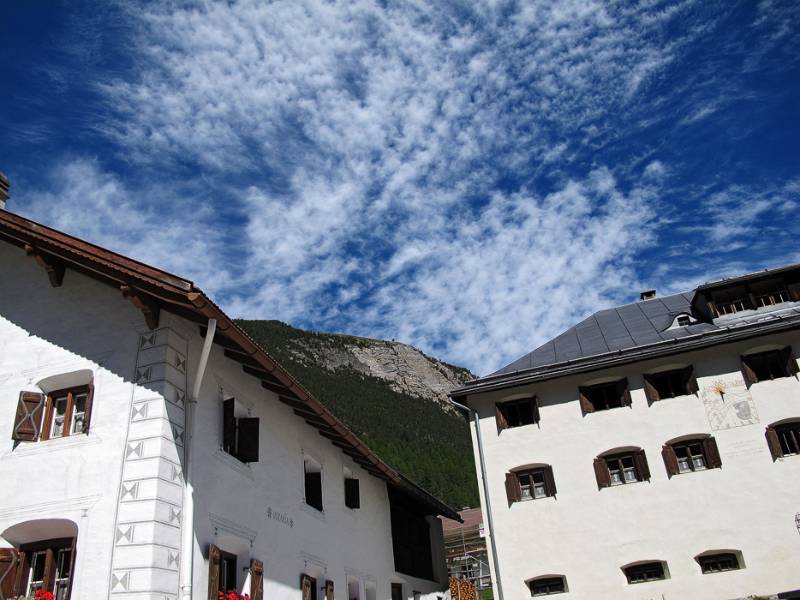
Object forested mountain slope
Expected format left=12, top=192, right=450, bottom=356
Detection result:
left=236, top=319, right=479, bottom=508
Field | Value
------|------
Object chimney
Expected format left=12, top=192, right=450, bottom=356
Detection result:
left=0, top=172, right=8, bottom=210
left=640, top=289, right=657, bottom=301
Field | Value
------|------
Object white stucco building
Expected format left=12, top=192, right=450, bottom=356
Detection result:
left=451, top=267, right=800, bottom=600
left=0, top=177, right=455, bottom=600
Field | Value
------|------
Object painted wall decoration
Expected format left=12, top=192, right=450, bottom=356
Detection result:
left=700, top=375, right=759, bottom=430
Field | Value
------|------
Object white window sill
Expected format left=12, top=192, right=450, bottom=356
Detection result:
left=213, top=448, right=254, bottom=480
left=6, top=433, right=101, bottom=457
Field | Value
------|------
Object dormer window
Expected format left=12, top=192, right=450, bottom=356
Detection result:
left=676, top=315, right=691, bottom=327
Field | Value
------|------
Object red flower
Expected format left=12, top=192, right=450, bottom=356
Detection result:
left=35, top=592, right=55, bottom=600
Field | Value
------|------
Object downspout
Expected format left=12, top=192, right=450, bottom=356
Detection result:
left=181, top=318, right=216, bottom=600
left=449, top=398, right=504, bottom=600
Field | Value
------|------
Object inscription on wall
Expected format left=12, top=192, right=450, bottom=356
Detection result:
left=266, top=506, right=294, bottom=528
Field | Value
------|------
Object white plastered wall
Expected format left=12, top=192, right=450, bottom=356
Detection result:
left=468, top=331, right=800, bottom=600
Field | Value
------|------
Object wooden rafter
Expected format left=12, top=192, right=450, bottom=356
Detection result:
left=24, top=244, right=65, bottom=287
left=120, top=284, right=160, bottom=330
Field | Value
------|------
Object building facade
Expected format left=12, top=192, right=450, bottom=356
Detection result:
left=0, top=189, right=454, bottom=600
left=452, top=266, right=800, bottom=600
left=440, top=509, right=491, bottom=595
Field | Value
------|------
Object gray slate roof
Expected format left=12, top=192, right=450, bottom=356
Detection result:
left=490, top=291, right=800, bottom=377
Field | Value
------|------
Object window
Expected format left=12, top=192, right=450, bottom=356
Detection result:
left=12, top=385, right=94, bottom=443
left=766, top=420, right=800, bottom=460
left=662, top=436, right=721, bottom=477
left=9, top=538, right=76, bottom=599
left=302, top=574, right=318, bottom=600
left=594, top=449, right=649, bottom=489
left=222, top=398, right=260, bottom=463
left=754, top=288, right=790, bottom=308
left=219, top=550, right=237, bottom=593
left=505, top=466, right=556, bottom=505
left=528, top=576, right=566, bottom=596
left=711, top=286, right=751, bottom=316
left=496, top=397, right=539, bottom=431
left=391, top=583, right=403, bottom=600
left=676, top=314, right=691, bottom=327
left=741, top=346, right=798, bottom=387
left=623, top=562, right=667, bottom=584
left=579, top=379, right=630, bottom=414
left=698, top=552, right=741, bottom=574
left=643, top=366, right=697, bottom=403
left=345, top=477, right=360, bottom=509
left=304, top=457, right=324, bottom=511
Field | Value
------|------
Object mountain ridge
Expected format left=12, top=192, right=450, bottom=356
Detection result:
left=236, top=319, right=479, bottom=508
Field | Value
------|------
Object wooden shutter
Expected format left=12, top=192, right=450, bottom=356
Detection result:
left=661, top=444, right=679, bottom=478
left=222, top=399, right=236, bottom=454
left=765, top=426, right=782, bottom=461
left=531, top=396, right=541, bottom=425
left=301, top=574, right=314, bottom=600
left=634, top=450, right=650, bottom=481
left=740, top=357, right=758, bottom=388
left=82, top=381, right=95, bottom=434
left=642, top=375, right=659, bottom=405
left=543, top=465, right=557, bottom=497
left=619, top=379, right=632, bottom=407
left=237, top=417, right=260, bottom=463
left=207, top=544, right=221, bottom=600
left=504, top=472, right=521, bottom=506
left=593, top=458, right=610, bottom=489
left=684, top=365, right=699, bottom=395
left=494, top=404, right=508, bottom=433
left=250, top=558, right=264, bottom=600
left=578, top=388, right=594, bottom=415
left=12, top=391, right=45, bottom=441
left=325, top=579, right=334, bottom=600
left=782, top=346, right=799, bottom=377
left=0, top=548, right=18, bottom=600
left=345, top=478, right=360, bottom=509
left=702, top=436, right=722, bottom=469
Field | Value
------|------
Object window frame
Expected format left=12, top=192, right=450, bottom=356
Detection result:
left=579, top=379, right=631, bottom=414
left=218, top=549, right=238, bottom=593
left=622, top=561, right=667, bottom=584
left=767, top=420, right=800, bottom=459
left=505, top=465, right=557, bottom=504
left=528, top=575, right=567, bottom=596
left=303, top=456, right=324, bottom=512
left=741, top=346, right=798, bottom=387
left=698, top=552, right=741, bottom=574
left=14, top=537, right=76, bottom=599
left=40, top=385, right=92, bottom=441
left=496, top=396, right=540, bottom=432
left=594, top=449, right=649, bottom=489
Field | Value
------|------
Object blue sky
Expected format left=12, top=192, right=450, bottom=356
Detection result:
left=1, top=0, right=798, bottom=375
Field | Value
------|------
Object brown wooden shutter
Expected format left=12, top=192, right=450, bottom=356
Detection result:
left=237, top=417, right=260, bottom=463
left=345, top=478, right=360, bottom=509
left=504, top=472, right=521, bottom=506
left=301, top=574, right=314, bottom=600
left=531, top=396, right=541, bottom=425
left=782, top=346, right=799, bottom=377
left=619, top=379, right=632, bottom=407
left=661, top=444, right=679, bottom=478
left=543, top=465, right=557, bottom=497
left=765, top=426, right=782, bottom=461
left=12, top=391, right=45, bottom=441
left=82, top=381, right=95, bottom=434
left=642, top=375, right=659, bottom=405
left=0, top=548, right=18, bottom=600
left=578, top=387, right=594, bottom=415
left=223, top=399, right=236, bottom=454
left=741, top=357, right=758, bottom=388
left=250, top=558, right=264, bottom=600
left=593, top=458, right=610, bottom=489
left=634, top=450, right=650, bottom=481
left=207, top=544, right=221, bottom=600
left=684, top=365, right=699, bottom=395
left=325, top=579, right=335, bottom=600
left=702, top=436, right=722, bottom=469
left=494, top=403, right=508, bottom=433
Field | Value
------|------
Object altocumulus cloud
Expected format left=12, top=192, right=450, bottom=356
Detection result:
left=20, top=0, right=800, bottom=373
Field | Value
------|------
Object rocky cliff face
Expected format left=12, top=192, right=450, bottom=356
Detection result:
left=289, top=335, right=474, bottom=412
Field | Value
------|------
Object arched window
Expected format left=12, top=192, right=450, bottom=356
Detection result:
left=505, top=464, right=557, bottom=505
left=765, top=419, right=800, bottom=460
left=0, top=518, right=78, bottom=599
left=526, top=574, right=567, bottom=596
left=621, top=560, right=669, bottom=584
left=662, top=434, right=721, bottom=477
left=594, top=447, right=649, bottom=489
left=694, top=550, right=744, bottom=574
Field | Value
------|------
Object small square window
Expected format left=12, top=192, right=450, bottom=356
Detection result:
left=497, top=398, right=539, bottom=429
left=699, top=552, right=741, bottom=574
left=529, top=576, right=566, bottom=595
left=514, top=467, right=556, bottom=501
left=41, top=385, right=93, bottom=440
left=607, top=455, right=640, bottom=485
